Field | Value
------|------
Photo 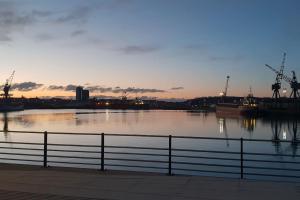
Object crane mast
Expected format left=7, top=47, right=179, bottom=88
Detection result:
left=224, top=76, right=230, bottom=97
left=290, top=71, right=300, bottom=99
left=2, top=71, right=15, bottom=99
left=265, top=53, right=286, bottom=100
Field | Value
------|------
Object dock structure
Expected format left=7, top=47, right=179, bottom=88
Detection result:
left=0, top=163, right=299, bottom=200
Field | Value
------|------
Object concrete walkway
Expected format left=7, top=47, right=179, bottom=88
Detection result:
left=0, top=164, right=299, bottom=200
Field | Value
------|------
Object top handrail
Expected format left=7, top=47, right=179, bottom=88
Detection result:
left=0, top=130, right=299, bottom=143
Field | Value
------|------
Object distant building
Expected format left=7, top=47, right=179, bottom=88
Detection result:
left=76, top=86, right=89, bottom=101
left=76, top=87, right=83, bottom=101
left=82, top=90, right=89, bottom=101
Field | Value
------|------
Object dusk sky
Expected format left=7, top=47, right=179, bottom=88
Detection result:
left=0, top=0, right=300, bottom=100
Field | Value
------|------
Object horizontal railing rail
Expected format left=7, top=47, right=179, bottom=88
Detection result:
left=0, top=130, right=299, bottom=181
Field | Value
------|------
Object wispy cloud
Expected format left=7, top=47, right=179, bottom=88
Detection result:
left=0, top=1, right=34, bottom=42
left=48, top=85, right=64, bottom=90
left=112, top=87, right=165, bottom=93
left=70, top=30, right=86, bottom=37
left=55, top=5, right=92, bottom=24
left=0, top=1, right=132, bottom=43
left=170, top=87, right=184, bottom=90
left=31, top=10, right=53, bottom=18
left=118, top=45, right=161, bottom=54
left=35, top=33, right=56, bottom=41
left=0, top=35, right=12, bottom=42
left=184, top=44, right=207, bottom=51
left=209, top=55, right=244, bottom=62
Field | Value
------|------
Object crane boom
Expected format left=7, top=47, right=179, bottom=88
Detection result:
left=265, top=64, right=293, bottom=83
left=265, top=53, right=287, bottom=99
left=6, top=71, right=15, bottom=86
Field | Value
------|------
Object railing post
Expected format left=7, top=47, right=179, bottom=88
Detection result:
left=101, top=133, right=105, bottom=171
left=168, top=135, right=172, bottom=176
left=43, top=131, right=48, bottom=168
left=240, top=137, right=243, bottom=179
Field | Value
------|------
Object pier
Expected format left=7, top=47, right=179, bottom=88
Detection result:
left=0, top=163, right=299, bottom=200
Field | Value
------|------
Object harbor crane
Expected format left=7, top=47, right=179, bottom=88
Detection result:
left=220, top=76, right=230, bottom=97
left=265, top=53, right=286, bottom=99
left=1, top=71, right=15, bottom=99
left=121, top=91, right=128, bottom=101
left=265, top=64, right=300, bottom=99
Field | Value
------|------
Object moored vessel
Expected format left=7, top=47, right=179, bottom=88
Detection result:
left=217, top=76, right=258, bottom=116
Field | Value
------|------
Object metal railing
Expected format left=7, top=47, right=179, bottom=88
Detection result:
left=0, top=130, right=299, bottom=181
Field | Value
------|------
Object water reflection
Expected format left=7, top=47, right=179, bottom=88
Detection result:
left=0, top=110, right=299, bottom=144
left=242, top=118, right=256, bottom=133
left=2, top=112, right=9, bottom=139
left=218, top=118, right=229, bottom=146
left=262, top=117, right=299, bottom=155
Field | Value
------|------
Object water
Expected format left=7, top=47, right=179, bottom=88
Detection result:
left=0, top=109, right=299, bottom=181
left=1, top=109, right=297, bottom=139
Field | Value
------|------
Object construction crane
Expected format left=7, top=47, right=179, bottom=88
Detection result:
left=1, top=71, right=15, bottom=99
left=265, top=53, right=286, bottom=99
left=265, top=64, right=300, bottom=99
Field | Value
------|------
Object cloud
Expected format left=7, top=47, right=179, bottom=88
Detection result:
left=118, top=45, right=160, bottom=54
left=0, top=1, right=34, bottom=42
left=65, top=84, right=78, bottom=91
left=70, top=30, right=86, bottom=37
left=209, top=55, right=243, bottom=62
left=86, top=86, right=113, bottom=93
left=10, top=82, right=44, bottom=91
left=112, top=87, right=166, bottom=93
left=47, top=84, right=166, bottom=94
left=54, top=0, right=132, bottom=25
left=184, top=44, right=207, bottom=51
left=31, top=10, right=53, bottom=18
left=47, top=84, right=79, bottom=91
left=35, top=33, right=55, bottom=41
left=170, top=87, right=184, bottom=90
left=55, top=5, right=92, bottom=24
left=0, top=1, right=133, bottom=43
left=0, top=35, right=12, bottom=42
left=48, top=85, right=65, bottom=90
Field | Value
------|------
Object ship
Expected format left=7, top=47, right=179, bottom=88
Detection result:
left=0, top=102, right=24, bottom=112
left=216, top=76, right=258, bottom=116
left=216, top=102, right=258, bottom=116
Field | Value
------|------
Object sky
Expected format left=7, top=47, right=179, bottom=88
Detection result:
left=0, top=0, right=300, bottom=100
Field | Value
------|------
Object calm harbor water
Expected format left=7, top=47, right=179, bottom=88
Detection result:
left=0, top=109, right=299, bottom=181
left=0, top=109, right=298, bottom=139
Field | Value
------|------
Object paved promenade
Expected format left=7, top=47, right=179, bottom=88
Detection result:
left=0, top=164, right=299, bottom=200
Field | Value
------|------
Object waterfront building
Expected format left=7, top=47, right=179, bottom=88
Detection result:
left=76, top=86, right=89, bottom=101
left=82, top=90, right=90, bottom=101
left=76, top=87, right=83, bottom=101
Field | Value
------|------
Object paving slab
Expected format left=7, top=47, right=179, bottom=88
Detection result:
left=0, top=163, right=299, bottom=200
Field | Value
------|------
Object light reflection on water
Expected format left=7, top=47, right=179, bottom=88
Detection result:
left=0, top=109, right=299, bottom=181
left=0, top=109, right=297, bottom=137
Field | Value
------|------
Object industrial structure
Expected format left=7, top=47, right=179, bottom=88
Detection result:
left=1, top=71, right=15, bottom=100
left=265, top=53, right=286, bottom=99
left=220, top=75, right=230, bottom=98
left=265, top=53, right=300, bottom=100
